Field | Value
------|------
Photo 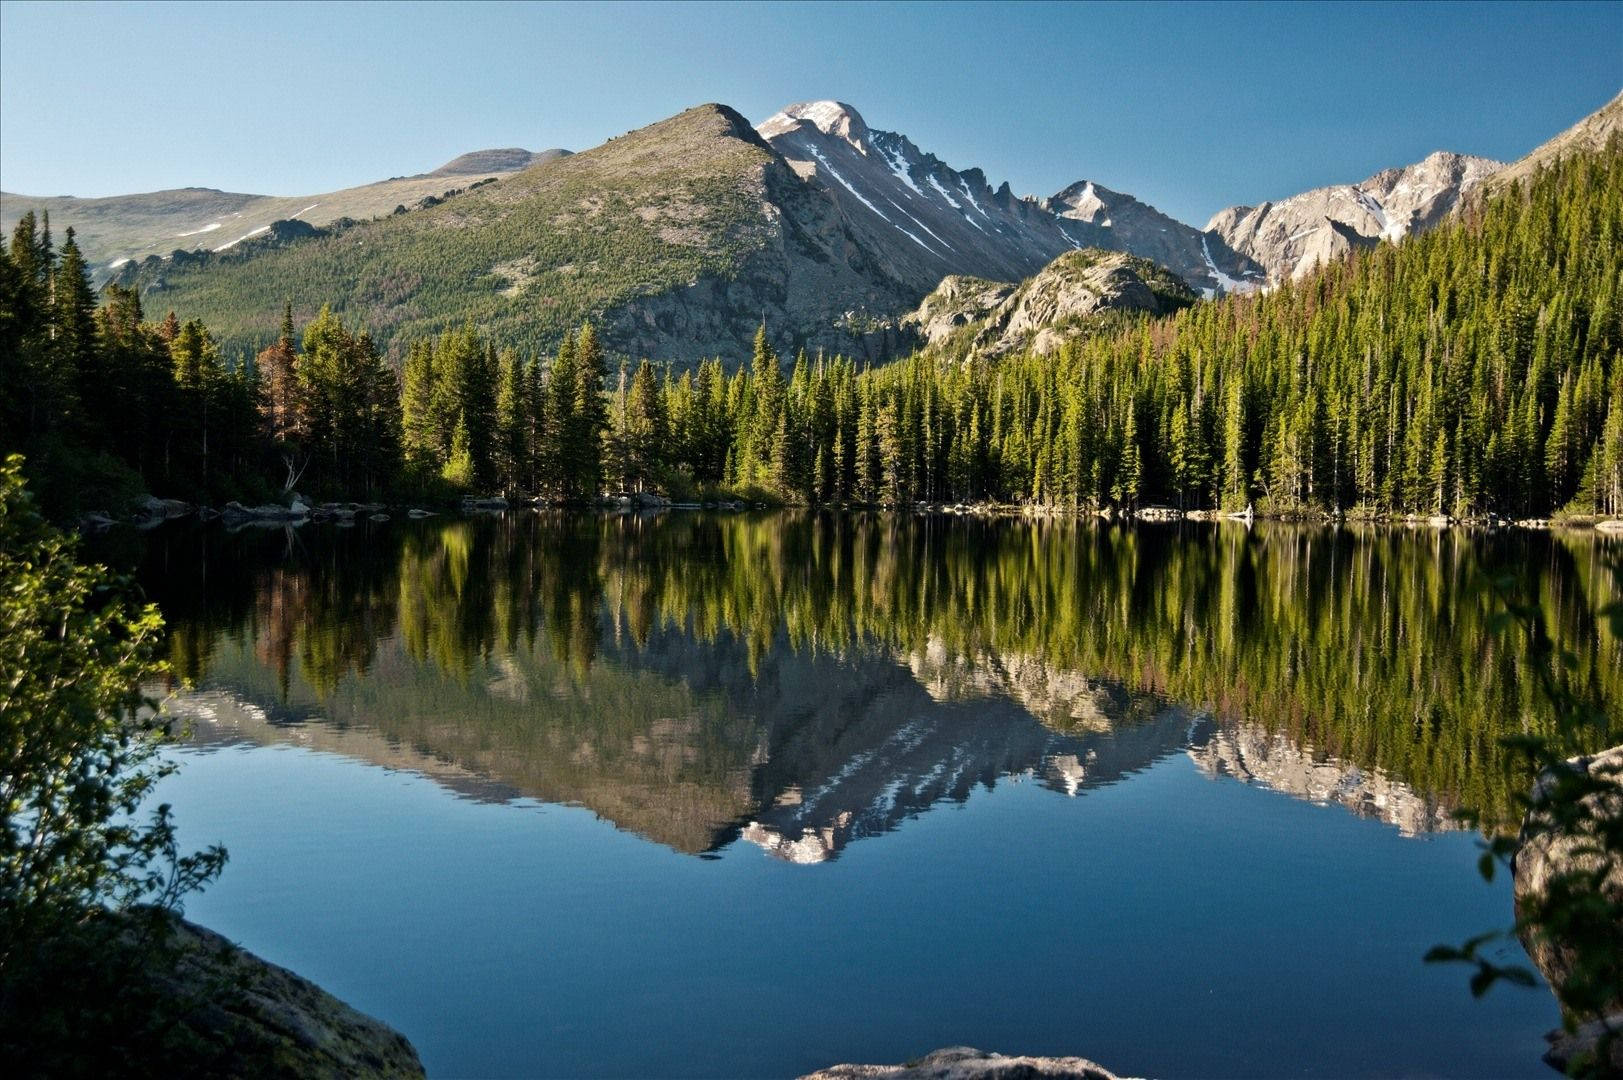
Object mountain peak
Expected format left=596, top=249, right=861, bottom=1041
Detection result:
left=759, top=101, right=869, bottom=145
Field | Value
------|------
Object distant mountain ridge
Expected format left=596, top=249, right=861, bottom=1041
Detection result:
left=0, top=146, right=569, bottom=276
left=8, top=90, right=1616, bottom=363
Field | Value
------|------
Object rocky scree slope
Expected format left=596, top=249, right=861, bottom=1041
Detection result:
left=0, top=148, right=568, bottom=279
left=904, top=248, right=1195, bottom=358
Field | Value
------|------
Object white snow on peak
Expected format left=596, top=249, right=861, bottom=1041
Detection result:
left=876, top=138, right=923, bottom=197
left=759, top=100, right=867, bottom=146
left=805, top=146, right=890, bottom=221
left=958, top=178, right=991, bottom=220
left=108, top=257, right=130, bottom=269
left=926, top=173, right=961, bottom=209
left=1201, top=234, right=1255, bottom=297
left=176, top=222, right=222, bottom=237
left=214, top=224, right=271, bottom=252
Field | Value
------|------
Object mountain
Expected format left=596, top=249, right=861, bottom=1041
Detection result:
left=903, top=248, right=1195, bottom=357
left=96, top=104, right=930, bottom=363
left=759, top=101, right=1262, bottom=298
left=1205, top=150, right=1503, bottom=284
left=0, top=147, right=569, bottom=279
left=33, top=99, right=1267, bottom=364
left=1485, top=88, right=1623, bottom=192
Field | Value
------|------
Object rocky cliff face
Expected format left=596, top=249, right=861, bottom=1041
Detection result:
left=1047, top=178, right=1264, bottom=297
left=1205, top=150, right=1503, bottom=284
left=903, top=248, right=1195, bottom=357
left=760, top=101, right=1260, bottom=298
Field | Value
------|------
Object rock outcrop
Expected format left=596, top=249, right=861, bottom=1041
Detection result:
left=1512, top=745, right=1623, bottom=1075
left=801, top=1046, right=1120, bottom=1080
left=104, top=913, right=427, bottom=1078
left=1206, top=150, right=1503, bottom=284
left=903, top=248, right=1195, bottom=357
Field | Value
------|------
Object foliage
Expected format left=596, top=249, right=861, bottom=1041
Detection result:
left=1426, top=559, right=1623, bottom=1075
left=0, top=455, right=227, bottom=1074
left=129, top=511, right=1620, bottom=833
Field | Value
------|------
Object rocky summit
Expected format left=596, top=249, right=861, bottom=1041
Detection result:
left=761, top=100, right=1261, bottom=298
left=1205, top=150, right=1503, bottom=284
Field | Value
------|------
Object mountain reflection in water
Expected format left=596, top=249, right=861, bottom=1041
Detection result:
left=104, top=510, right=1619, bottom=856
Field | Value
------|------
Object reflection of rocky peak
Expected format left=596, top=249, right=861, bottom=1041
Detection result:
left=1187, top=719, right=1457, bottom=836
left=740, top=699, right=1193, bottom=863
left=907, top=636, right=1132, bottom=731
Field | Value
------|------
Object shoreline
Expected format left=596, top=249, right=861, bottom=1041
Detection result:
left=86, top=493, right=1623, bottom=535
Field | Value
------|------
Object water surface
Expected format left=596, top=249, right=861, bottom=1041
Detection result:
left=106, top=513, right=1620, bottom=1078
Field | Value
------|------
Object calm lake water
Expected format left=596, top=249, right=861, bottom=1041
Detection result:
left=96, top=513, right=1621, bottom=1079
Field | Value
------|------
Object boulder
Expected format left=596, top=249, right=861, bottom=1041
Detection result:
left=1514, top=745, right=1623, bottom=1073
left=801, top=1047, right=1120, bottom=1080
left=134, top=495, right=192, bottom=522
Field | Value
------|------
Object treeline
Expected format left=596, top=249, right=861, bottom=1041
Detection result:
left=134, top=512, right=1622, bottom=829
left=3, top=138, right=1620, bottom=520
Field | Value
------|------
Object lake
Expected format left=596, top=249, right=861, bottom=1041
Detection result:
left=96, top=512, right=1620, bottom=1078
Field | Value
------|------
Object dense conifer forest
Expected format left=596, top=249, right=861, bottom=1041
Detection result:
left=2, top=138, right=1619, bottom=522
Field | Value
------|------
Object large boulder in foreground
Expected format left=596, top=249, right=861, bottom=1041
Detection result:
left=1513, top=744, right=1623, bottom=1076
left=800, top=1046, right=1120, bottom=1080
left=158, top=916, right=424, bottom=1079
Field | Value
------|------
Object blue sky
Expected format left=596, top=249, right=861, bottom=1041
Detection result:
left=2, top=0, right=1619, bottom=225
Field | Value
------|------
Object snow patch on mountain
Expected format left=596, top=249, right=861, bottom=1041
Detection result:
left=214, top=224, right=270, bottom=252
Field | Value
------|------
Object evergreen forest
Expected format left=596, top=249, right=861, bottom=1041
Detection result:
left=2, top=138, right=1619, bottom=523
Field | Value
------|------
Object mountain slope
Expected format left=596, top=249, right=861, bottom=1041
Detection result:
left=759, top=100, right=1262, bottom=297
left=1205, top=150, right=1503, bottom=284
left=109, top=105, right=926, bottom=363
left=1485, top=89, right=1623, bottom=193
left=0, top=147, right=568, bottom=278
left=904, top=248, right=1195, bottom=357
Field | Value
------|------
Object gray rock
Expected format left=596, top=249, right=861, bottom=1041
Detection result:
left=1514, top=744, right=1623, bottom=1068
left=1206, top=150, right=1503, bottom=285
left=904, top=249, right=1194, bottom=359
left=152, top=914, right=425, bottom=1078
left=134, top=495, right=192, bottom=521
left=801, top=1046, right=1120, bottom=1080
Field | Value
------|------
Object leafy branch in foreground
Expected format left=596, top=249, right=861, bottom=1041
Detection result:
left=0, top=453, right=227, bottom=1075
left=1427, top=562, right=1623, bottom=1075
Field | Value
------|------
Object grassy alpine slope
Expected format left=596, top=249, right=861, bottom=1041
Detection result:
left=112, top=106, right=783, bottom=361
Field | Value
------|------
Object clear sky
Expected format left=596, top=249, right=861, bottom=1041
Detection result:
left=2, top=0, right=1619, bottom=225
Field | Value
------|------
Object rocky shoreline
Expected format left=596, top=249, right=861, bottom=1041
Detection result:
left=79, top=492, right=1623, bottom=534
left=801, top=1046, right=1121, bottom=1079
